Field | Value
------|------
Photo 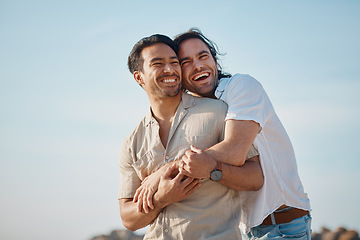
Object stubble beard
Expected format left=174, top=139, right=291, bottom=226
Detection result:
left=194, top=71, right=219, bottom=98
left=157, top=74, right=181, bottom=98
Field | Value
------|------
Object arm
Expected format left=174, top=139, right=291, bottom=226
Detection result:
left=119, top=164, right=200, bottom=231
left=133, top=160, right=182, bottom=213
left=207, top=74, right=268, bottom=167
left=119, top=198, right=162, bottom=231
left=180, top=145, right=263, bottom=191
left=219, top=155, right=263, bottom=191
left=206, top=119, right=260, bottom=166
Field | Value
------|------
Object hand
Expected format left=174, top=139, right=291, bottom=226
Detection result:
left=179, top=145, right=217, bottom=179
left=133, top=164, right=170, bottom=213
left=154, top=164, right=201, bottom=209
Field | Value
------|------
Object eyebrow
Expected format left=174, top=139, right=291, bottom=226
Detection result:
left=150, top=56, right=178, bottom=63
left=150, top=57, right=164, bottom=63
left=179, top=50, right=210, bottom=63
left=198, top=50, right=210, bottom=55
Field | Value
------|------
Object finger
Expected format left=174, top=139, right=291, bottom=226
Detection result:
left=137, top=195, right=143, bottom=213
left=163, top=164, right=176, bottom=179
left=179, top=166, right=192, bottom=177
left=143, top=192, right=149, bottom=213
left=141, top=176, right=148, bottom=185
left=179, top=160, right=186, bottom=172
left=143, top=189, right=151, bottom=213
left=147, top=189, right=155, bottom=209
left=173, top=172, right=184, bottom=183
left=133, top=187, right=143, bottom=203
left=184, top=149, right=194, bottom=157
left=185, top=181, right=201, bottom=196
left=181, top=176, right=195, bottom=186
left=181, top=156, right=189, bottom=168
left=187, top=178, right=200, bottom=188
left=190, top=145, right=201, bottom=153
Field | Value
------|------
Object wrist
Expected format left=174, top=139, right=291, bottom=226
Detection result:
left=153, top=193, right=167, bottom=209
left=208, top=157, right=217, bottom=177
left=209, top=161, right=223, bottom=182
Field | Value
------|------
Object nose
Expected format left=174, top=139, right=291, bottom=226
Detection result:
left=163, top=63, right=175, bottom=74
left=193, top=59, right=203, bottom=71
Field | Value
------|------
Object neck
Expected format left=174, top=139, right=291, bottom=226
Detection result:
left=148, top=93, right=182, bottom=122
left=188, top=91, right=217, bottom=99
left=148, top=93, right=182, bottom=148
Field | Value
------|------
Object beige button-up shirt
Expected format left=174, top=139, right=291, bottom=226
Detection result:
left=118, top=92, right=257, bottom=240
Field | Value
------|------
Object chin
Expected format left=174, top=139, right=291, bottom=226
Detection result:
left=198, top=87, right=215, bottom=97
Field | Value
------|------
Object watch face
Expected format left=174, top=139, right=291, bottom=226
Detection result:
left=210, top=170, right=223, bottom=181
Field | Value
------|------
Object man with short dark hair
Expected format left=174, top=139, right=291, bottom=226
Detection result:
left=118, top=34, right=263, bottom=239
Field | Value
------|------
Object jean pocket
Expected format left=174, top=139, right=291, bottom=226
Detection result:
left=276, top=216, right=308, bottom=239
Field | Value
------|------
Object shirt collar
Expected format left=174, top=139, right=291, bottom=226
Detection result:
left=144, top=108, right=155, bottom=127
left=144, top=92, right=195, bottom=127
left=181, top=91, right=196, bottom=109
left=214, top=77, right=230, bottom=99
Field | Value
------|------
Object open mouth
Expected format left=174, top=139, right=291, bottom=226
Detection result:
left=192, top=72, right=210, bottom=81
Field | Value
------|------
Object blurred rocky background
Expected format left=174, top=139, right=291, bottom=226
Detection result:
left=90, top=227, right=359, bottom=240
left=312, top=227, right=359, bottom=240
left=90, top=230, right=143, bottom=240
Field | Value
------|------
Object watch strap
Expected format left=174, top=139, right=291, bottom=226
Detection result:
left=215, top=161, right=222, bottom=171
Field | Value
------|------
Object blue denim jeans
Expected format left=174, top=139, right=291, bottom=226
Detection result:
left=241, top=214, right=312, bottom=240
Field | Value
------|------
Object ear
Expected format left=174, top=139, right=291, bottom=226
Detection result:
left=134, top=71, right=144, bottom=85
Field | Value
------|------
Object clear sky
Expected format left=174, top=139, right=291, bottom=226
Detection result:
left=1, top=1, right=359, bottom=239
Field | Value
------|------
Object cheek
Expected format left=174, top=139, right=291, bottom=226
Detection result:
left=182, top=78, right=190, bottom=87
left=181, top=66, right=191, bottom=79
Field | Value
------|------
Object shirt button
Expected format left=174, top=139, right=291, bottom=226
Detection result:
left=165, top=229, right=169, bottom=233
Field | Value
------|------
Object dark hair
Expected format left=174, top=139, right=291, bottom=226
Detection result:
left=128, top=34, right=177, bottom=74
left=174, top=28, right=232, bottom=79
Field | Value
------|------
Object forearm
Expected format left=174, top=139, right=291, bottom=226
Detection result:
left=119, top=198, right=165, bottom=231
left=218, top=155, right=264, bottom=191
left=205, top=120, right=260, bottom=166
left=205, top=141, right=250, bottom=166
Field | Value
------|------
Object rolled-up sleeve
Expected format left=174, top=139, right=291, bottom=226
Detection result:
left=224, top=75, right=271, bottom=131
left=118, top=138, right=141, bottom=199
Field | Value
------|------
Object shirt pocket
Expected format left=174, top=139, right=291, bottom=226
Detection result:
left=132, top=150, right=165, bottom=180
left=177, top=134, right=218, bottom=157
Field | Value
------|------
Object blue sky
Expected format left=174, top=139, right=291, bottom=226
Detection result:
left=1, top=1, right=359, bottom=239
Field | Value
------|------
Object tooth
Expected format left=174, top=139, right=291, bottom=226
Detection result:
left=163, top=79, right=175, bottom=83
left=194, top=73, right=209, bottom=80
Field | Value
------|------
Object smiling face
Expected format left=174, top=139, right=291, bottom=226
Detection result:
left=134, top=43, right=181, bottom=99
left=178, top=38, right=218, bottom=98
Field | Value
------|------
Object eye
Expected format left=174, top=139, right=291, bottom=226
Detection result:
left=180, top=60, right=190, bottom=67
left=171, top=60, right=180, bottom=65
left=199, top=54, right=209, bottom=60
left=152, top=62, right=162, bottom=67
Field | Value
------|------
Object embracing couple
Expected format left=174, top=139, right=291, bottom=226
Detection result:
left=118, top=29, right=311, bottom=240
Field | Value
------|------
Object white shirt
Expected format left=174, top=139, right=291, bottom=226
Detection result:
left=215, top=74, right=311, bottom=234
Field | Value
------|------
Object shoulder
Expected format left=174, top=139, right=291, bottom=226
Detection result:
left=227, top=74, right=262, bottom=89
left=219, top=74, right=264, bottom=97
left=121, top=114, right=148, bottom=147
left=183, top=92, right=228, bottom=109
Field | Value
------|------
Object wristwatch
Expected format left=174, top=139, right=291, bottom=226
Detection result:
left=210, top=161, right=223, bottom=182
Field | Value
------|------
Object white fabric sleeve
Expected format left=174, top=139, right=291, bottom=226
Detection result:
left=246, top=145, right=259, bottom=160
left=224, top=75, right=272, bottom=130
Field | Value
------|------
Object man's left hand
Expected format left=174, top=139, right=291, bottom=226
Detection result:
left=179, top=145, right=217, bottom=179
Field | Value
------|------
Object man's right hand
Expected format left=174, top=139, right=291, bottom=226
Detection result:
left=133, top=166, right=165, bottom=213
left=153, top=164, right=201, bottom=209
